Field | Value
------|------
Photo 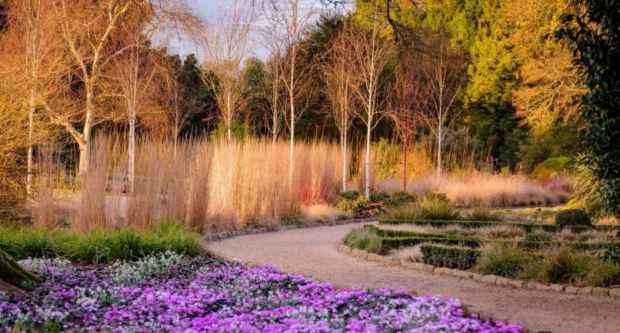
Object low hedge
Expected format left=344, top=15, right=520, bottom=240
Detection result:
left=0, top=223, right=205, bottom=264
left=379, top=218, right=620, bottom=233
left=555, top=209, right=591, bottom=229
left=361, top=225, right=620, bottom=253
left=421, top=244, right=480, bottom=270
left=381, top=236, right=482, bottom=252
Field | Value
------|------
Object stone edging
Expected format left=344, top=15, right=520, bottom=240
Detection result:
left=337, top=244, right=620, bottom=299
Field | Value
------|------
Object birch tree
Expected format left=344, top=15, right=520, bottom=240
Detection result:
left=259, top=25, right=285, bottom=143
left=322, top=31, right=354, bottom=192
left=345, top=6, right=391, bottom=198
left=264, top=0, right=317, bottom=186
left=419, top=35, right=466, bottom=178
left=1, top=0, right=65, bottom=197
left=202, top=0, right=256, bottom=142
left=50, top=0, right=134, bottom=177
left=110, top=0, right=203, bottom=192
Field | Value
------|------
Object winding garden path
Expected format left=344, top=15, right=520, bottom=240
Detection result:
left=207, top=223, right=620, bottom=333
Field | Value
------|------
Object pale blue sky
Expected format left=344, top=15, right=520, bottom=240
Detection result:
left=164, top=0, right=350, bottom=60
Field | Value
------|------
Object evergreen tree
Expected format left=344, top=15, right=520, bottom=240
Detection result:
left=559, top=0, right=620, bottom=215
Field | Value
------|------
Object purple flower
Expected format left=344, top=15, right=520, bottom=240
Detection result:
left=0, top=255, right=524, bottom=333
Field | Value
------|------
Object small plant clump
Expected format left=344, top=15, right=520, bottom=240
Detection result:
left=383, top=193, right=460, bottom=221
left=476, top=243, right=531, bottom=279
left=343, top=227, right=383, bottom=254
left=540, top=248, right=591, bottom=284
left=555, top=209, right=592, bottom=229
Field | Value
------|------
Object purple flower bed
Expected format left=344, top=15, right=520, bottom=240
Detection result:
left=0, top=255, right=523, bottom=332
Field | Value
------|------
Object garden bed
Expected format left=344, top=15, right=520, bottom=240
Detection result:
left=379, top=218, right=620, bottom=233
left=0, top=253, right=523, bottom=332
left=344, top=224, right=620, bottom=290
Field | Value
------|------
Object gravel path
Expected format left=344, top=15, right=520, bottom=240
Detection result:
left=207, top=223, right=620, bottom=333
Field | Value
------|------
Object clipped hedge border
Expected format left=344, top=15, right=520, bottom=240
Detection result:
left=379, top=218, right=620, bottom=233
left=363, top=224, right=620, bottom=253
left=420, top=244, right=480, bottom=270
left=338, top=243, right=620, bottom=299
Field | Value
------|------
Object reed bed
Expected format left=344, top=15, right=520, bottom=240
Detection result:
left=376, top=173, right=571, bottom=208
left=34, top=137, right=344, bottom=233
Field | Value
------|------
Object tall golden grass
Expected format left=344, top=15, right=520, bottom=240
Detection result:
left=376, top=173, right=571, bottom=208
left=35, top=137, right=344, bottom=232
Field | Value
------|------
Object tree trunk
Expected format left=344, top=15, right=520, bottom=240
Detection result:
left=78, top=98, right=94, bottom=178
left=402, top=139, right=408, bottom=192
left=26, top=90, right=36, bottom=199
left=128, top=108, right=136, bottom=193
left=0, top=249, right=40, bottom=291
left=436, top=122, right=442, bottom=179
left=341, top=129, right=347, bottom=193
left=364, top=121, right=372, bottom=198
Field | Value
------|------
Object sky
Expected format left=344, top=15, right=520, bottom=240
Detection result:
left=164, top=0, right=351, bottom=61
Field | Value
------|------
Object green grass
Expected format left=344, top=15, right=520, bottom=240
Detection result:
left=383, top=195, right=460, bottom=221
left=0, top=223, right=205, bottom=264
left=476, top=243, right=532, bottom=278
left=343, top=227, right=383, bottom=254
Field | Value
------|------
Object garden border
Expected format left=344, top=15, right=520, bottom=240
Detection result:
left=337, top=243, right=620, bottom=299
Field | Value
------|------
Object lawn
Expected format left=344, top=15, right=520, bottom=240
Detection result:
left=0, top=253, right=523, bottom=333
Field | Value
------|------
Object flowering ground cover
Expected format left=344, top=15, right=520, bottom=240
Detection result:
left=0, top=253, right=523, bottom=332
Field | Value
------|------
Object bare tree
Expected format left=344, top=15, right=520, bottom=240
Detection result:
left=387, top=52, right=429, bottom=192
left=264, top=0, right=318, bottom=186
left=1, top=0, right=66, bottom=197
left=322, top=31, right=354, bottom=192
left=109, top=0, right=204, bottom=192
left=419, top=34, right=466, bottom=179
left=202, top=0, right=256, bottom=142
left=345, top=5, right=392, bottom=198
left=259, top=23, right=286, bottom=143
left=47, top=0, right=135, bottom=177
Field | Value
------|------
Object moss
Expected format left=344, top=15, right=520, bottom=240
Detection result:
left=0, top=249, right=40, bottom=290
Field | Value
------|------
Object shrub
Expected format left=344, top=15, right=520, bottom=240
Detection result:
left=337, top=196, right=369, bottom=213
left=465, top=209, right=502, bottom=222
left=343, top=227, right=383, bottom=254
left=382, top=203, right=420, bottom=220
left=369, top=192, right=389, bottom=203
left=416, top=195, right=459, bottom=220
left=477, top=243, right=531, bottom=278
left=421, top=244, right=480, bottom=270
left=584, top=260, right=620, bottom=287
left=384, top=192, right=416, bottom=207
left=555, top=209, right=591, bottom=229
left=541, top=248, right=590, bottom=284
left=602, top=243, right=620, bottom=265
left=339, top=191, right=360, bottom=200
left=521, top=232, right=554, bottom=249
left=0, top=223, right=204, bottom=264
left=531, top=156, right=574, bottom=181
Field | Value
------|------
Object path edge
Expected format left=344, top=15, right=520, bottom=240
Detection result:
left=337, top=243, right=620, bottom=299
